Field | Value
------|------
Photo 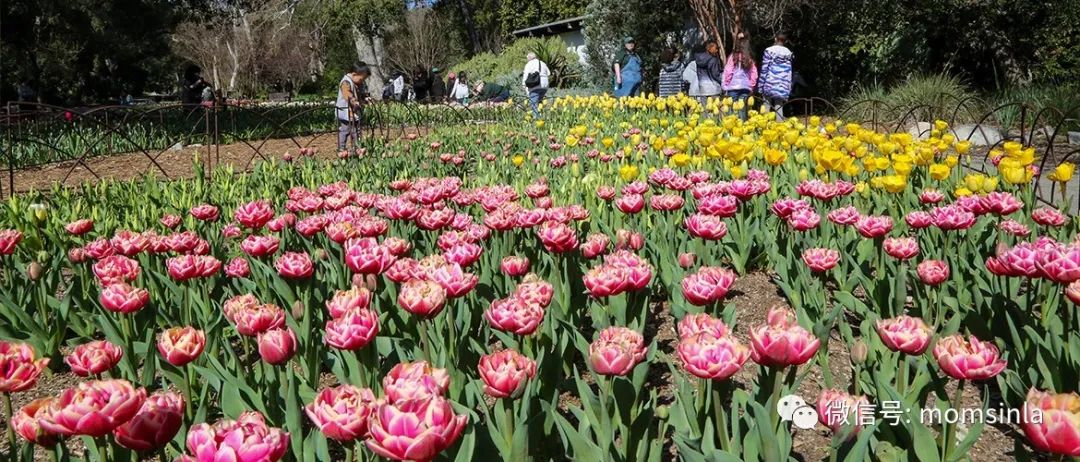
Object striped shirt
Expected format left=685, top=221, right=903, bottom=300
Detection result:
left=658, top=61, right=685, bottom=97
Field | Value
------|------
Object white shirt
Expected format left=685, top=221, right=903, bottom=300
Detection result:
left=522, top=59, right=550, bottom=89
left=392, top=76, right=404, bottom=95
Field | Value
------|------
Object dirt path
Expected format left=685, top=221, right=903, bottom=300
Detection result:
left=4, top=127, right=426, bottom=195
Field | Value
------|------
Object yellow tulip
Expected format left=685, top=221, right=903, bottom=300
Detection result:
left=512, top=155, right=524, bottom=167
left=764, top=148, right=787, bottom=166
left=954, top=141, right=971, bottom=155
left=1049, top=162, right=1075, bottom=182
left=619, top=165, right=639, bottom=182
left=929, top=163, right=950, bottom=180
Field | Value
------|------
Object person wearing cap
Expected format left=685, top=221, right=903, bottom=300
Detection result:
left=429, top=67, right=446, bottom=102
left=612, top=37, right=642, bottom=98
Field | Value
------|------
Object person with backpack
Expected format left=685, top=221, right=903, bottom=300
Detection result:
left=522, top=52, right=550, bottom=119
left=336, top=63, right=371, bottom=154
left=760, top=32, right=794, bottom=120
left=722, top=36, right=758, bottom=121
left=429, top=68, right=446, bottom=102
left=612, top=37, right=642, bottom=98
left=694, top=40, right=725, bottom=110
left=657, top=47, right=685, bottom=98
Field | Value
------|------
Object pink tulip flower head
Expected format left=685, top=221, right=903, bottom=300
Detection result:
left=875, top=315, right=932, bottom=355
left=184, top=412, right=289, bottom=462
left=802, top=248, right=840, bottom=273
left=1021, top=388, right=1080, bottom=457
left=12, top=397, right=59, bottom=446
left=0, top=341, right=49, bottom=393
left=157, top=327, right=206, bottom=367
left=39, top=379, right=146, bottom=437
left=305, top=385, right=377, bottom=442
left=65, top=340, right=123, bottom=377
left=382, top=361, right=451, bottom=403
left=917, top=260, right=950, bottom=285
left=365, top=397, right=467, bottom=462
left=324, top=308, right=379, bottom=351
left=478, top=349, right=538, bottom=399
left=932, top=335, right=1007, bottom=381
left=816, top=389, right=871, bottom=436
left=749, top=307, right=820, bottom=368
left=113, top=391, right=184, bottom=452
left=589, top=327, right=647, bottom=376
left=258, top=328, right=298, bottom=365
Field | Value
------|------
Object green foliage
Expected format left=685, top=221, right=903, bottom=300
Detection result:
left=840, top=74, right=977, bottom=123
left=582, top=0, right=688, bottom=92
left=450, top=37, right=583, bottom=88
left=434, top=0, right=588, bottom=52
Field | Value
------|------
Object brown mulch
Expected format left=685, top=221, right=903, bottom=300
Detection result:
left=6, top=127, right=427, bottom=195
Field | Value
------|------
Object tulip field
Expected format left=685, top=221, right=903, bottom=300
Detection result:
left=1, top=93, right=1079, bottom=461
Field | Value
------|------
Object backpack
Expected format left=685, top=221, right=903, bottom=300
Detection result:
left=525, top=71, right=541, bottom=88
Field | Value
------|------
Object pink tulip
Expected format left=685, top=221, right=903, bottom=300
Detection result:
left=383, top=361, right=450, bottom=403
left=305, top=385, right=376, bottom=442
left=344, top=237, right=397, bottom=274
left=536, top=221, right=578, bottom=253
left=241, top=235, right=280, bottom=258
left=514, top=277, right=554, bottom=308
left=65, top=219, right=94, bottom=235
left=432, top=263, right=479, bottom=298
left=875, top=316, right=932, bottom=355
left=189, top=204, right=220, bottom=221
left=686, top=213, right=729, bottom=240
left=324, top=309, right=379, bottom=350
left=93, top=255, right=141, bottom=285
left=165, top=255, right=221, bottom=281
left=933, top=335, right=1006, bottom=381
left=234, top=200, right=275, bottom=229
left=384, top=237, right=412, bottom=256
left=478, top=349, right=538, bottom=398
left=802, top=248, right=840, bottom=272
left=225, top=257, right=250, bottom=278
left=1037, top=245, right=1080, bottom=283
left=678, top=313, right=730, bottom=339
left=160, top=214, right=182, bottom=229
left=581, top=233, right=611, bottom=259
left=39, top=379, right=146, bottom=437
left=917, top=260, right=950, bottom=285
left=500, top=256, right=530, bottom=277
left=680, top=267, right=736, bottom=306
left=589, top=327, right=647, bottom=376
left=583, top=265, right=629, bottom=298
left=650, top=194, right=685, bottom=211
left=597, top=186, right=617, bottom=201
left=100, top=282, right=150, bottom=313
left=485, top=296, right=545, bottom=336
left=157, top=327, right=206, bottom=367
left=698, top=194, right=738, bottom=217
left=365, top=397, right=467, bottom=462
left=816, top=389, right=871, bottom=435
left=998, top=219, right=1031, bottom=237
left=113, top=391, right=184, bottom=451
left=980, top=191, right=1023, bottom=215
left=0, top=341, right=49, bottom=393
left=919, top=189, right=945, bottom=204
left=12, top=397, right=58, bottom=446
left=905, top=210, right=933, bottom=229
left=749, top=307, right=820, bottom=368
left=65, top=340, right=123, bottom=377
left=883, top=237, right=920, bottom=260
left=326, top=287, right=372, bottom=319
left=0, top=229, right=23, bottom=255
left=184, top=412, right=289, bottom=462
left=274, top=251, right=314, bottom=279
left=257, top=328, right=297, bottom=365
left=678, top=252, right=696, bottom=269
left=786, top=208, right=821, bottom=231
left=771, top=198, right=810, bottom=218
left=398, top=279, right=447, bottom=318
left=1021, top=388, right=1080, bottom=456
left=855, top=215, right=893, bottom=238
left=930, top=205, right=976, bottom=231
left=1032, top=207, right=1067, bottom=227
left=678, top=333, right=749, bottom=380
left=825, top=206, right=861, bottom=226
left=615, top=194, right=645, bottom=214
left=1067, top=281, right=1080, bottom=305
left=109, top=230, right=149, bottom=256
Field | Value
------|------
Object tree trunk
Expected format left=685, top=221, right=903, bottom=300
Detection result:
left=353, top=27, right=386, bottom=98
left=455, top=0, right=481, bottom=54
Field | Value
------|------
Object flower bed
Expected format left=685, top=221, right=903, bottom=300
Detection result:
left=0, top=93, right=1078, bottom=461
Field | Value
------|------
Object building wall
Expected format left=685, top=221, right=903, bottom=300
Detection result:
left=558, top=30, right=588, bottom=65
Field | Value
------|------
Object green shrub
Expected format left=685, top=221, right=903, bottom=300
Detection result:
left=451, top=37, right=582, bottom=89
left=840, top=74, right=976, bottom=123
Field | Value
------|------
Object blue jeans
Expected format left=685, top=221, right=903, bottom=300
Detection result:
left=528, top=88, right=547, bottom=118
left=726, top=89, right=751, bottom=121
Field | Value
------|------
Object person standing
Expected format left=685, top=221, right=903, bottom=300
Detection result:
left=412, top=66, right=430, bottom=102
left=391, top=72, right=405, bottom=101
left=694, top=40, right=724, bottom=109
left=722, top=37, right=757, bottom=120
left=181, top=65, right=210, bottom=105
left=336, top=63, right=371, bottom=154
left=657, top=47, right=685, bottom=98
left=522, top=52, right=550, bottom=119
left=612, top=37, right=642, bottom=98
left=445, top=72, right=457, bottom=103
left=429, top=68, right=446, bottom=102
left=760, top=33, right=794, bottom=120
left=451, top=72, right=470, bottom=105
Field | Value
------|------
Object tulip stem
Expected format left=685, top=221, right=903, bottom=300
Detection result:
left=3, top=393, right=14, bottom=462
left=942, top=380, right=964, bottom=460
left=897, top=355, right=908, bottom=396
left=418, top=320, right=434, bottom=363
left=502, top=398, right=515, bottom=459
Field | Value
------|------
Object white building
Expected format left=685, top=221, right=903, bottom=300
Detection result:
left=511, top=16, right=589, bottom=65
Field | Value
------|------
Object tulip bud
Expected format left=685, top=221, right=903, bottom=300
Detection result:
left=26, top=262, right=43, bottom=281
left=850, top=339, right=868, bottom=365
left=678, top=252, right=695, bottom=269
left=292, top=300, right=305, bottom=320
left=655, top=405, right=669, bottom=420
left=30, top=203, right=48, bottom=224
left=313, top=249, right=328, bottom=261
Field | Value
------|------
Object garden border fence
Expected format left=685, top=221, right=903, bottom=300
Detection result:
left=2, top=97, right=1078, bottom=212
